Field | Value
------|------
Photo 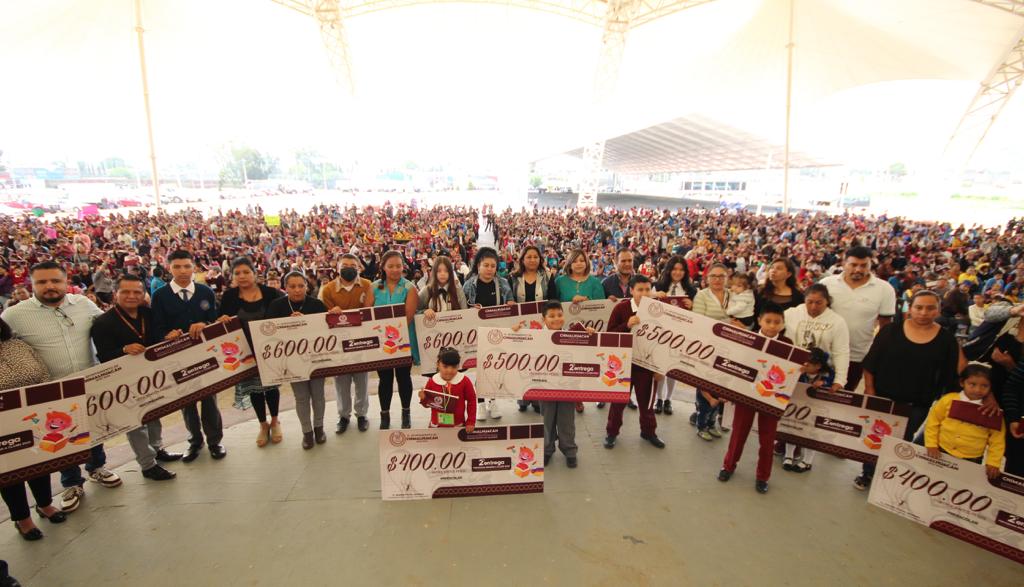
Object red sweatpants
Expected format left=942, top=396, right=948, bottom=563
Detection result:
left=606, top=368, right=656, bottom=437
left=722, top=403, right=779, bottom=482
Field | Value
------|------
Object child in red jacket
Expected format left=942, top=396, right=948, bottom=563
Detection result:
left=418, top=347, right=477, bottom=430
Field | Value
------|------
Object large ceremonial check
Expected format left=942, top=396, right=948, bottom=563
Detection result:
left=774, top=383, right=911, bottom=463
left=562, top=299, right=615, bottom=331
left=0, top=378, right=90, bottom=486
left=475, top=327, right=633, bottom=402
left=250, top=304, right=411, bottom=386
left=83, top=318, right=258, bottom=444
left=379, top=424, right=545, bottom=501
left=632, top=297, right=810, bottom=418
left=868, top=436, right=1024, bottom=565
left=415, top=302, right=547, bottom=371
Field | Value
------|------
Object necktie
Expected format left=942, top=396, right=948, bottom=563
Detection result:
left=180, top=290, right=190, bottom=302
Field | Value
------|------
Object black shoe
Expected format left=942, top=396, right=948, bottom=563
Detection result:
left=531, top=402, right=541, bottom=414
left=35, top=506, right=67, bottom=523
left=597, top=402, right=606, bottom=409
left=544, top=454, right=552, bottom=466
left=357, top=417, right=369, bottom=432
left=755, top=480, right=769, bottom=494
left=401, top=408, right=411, bottom=429
left=380, top=411, right=391, bottom=430
left=853, top=475, right=872, bottom=491
left=663, top=400, right=673, bottom=415
left=209, top=445, right=227, bottom=460
left=1, top=560, right=22, bottom=586
left=155, top=449, right=183, bottom=462
left=627, top=400, right=638, bottom=410
left=688, top=412, right=698, bottom=426
left=642, top=434, right=666, bottom=449
left=141, top=465, right=176, bottom=481
left=314, top=427, right=327, bottom=444
left=14, top=522, right=42, bottom=541
left=604, top=435, right=617, bottom=449
left=654, top=399, right=663, bottom=414
left=182, top=445, right=203, bottom=463
left=566, top=456, right=578, bottom=468
left=518, top=401, right=528, bottom=412
left=336, top=417, right=349, bottom=434
left=302, top=432, right=314, bottom=450
left=717, top=469, right=733, bottom=482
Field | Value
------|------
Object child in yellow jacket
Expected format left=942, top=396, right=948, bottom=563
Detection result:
left=924, top=363, right=1005, bottom=479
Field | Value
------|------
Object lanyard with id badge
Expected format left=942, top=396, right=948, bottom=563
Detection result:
left=425, top=383, right=459, bottom=426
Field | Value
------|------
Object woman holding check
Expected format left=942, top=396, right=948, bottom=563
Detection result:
left=462, top=247, right=516, bottom=421
left=217, top=257, right=284, bottom=447
left=553, top=249, right=606, bottom=414
left=267, top=272, right=328, bottom=450
left=372, top=250, right=420, bottom=430
left=652, top=255, right=696, bottom=415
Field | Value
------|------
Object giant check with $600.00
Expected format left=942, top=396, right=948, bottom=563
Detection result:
left=868, top=435, right=1024, bottom=565
left=379, top=425, right=545, bottom=500
left=83, top=318, right=257, bottom=444
left=250, top=305, right=412, bottom=386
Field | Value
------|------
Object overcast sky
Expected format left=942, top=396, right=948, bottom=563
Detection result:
left=2, top=0, right=1023, bottom=171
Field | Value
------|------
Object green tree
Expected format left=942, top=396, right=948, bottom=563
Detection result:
left=218, top=145, right=278, bottom=187
left=530, top=174, right=543, bottom=189
left=0, top=149, right=6, bottom=173
left=888, top=162, right=907, bottom=179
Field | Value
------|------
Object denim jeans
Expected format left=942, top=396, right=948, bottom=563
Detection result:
left=695, top=392, right=718, bottom=430
left=60, top=444, right=106, bottom=488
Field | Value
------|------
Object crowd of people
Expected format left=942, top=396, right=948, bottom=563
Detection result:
left=1, top=199, right=1022, bottom=560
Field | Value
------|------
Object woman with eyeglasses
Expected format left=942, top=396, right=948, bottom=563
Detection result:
left=690, top=264, right=733, bottom=440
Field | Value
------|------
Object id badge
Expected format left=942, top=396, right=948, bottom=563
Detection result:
left=437, top=412, right=455, bottom=426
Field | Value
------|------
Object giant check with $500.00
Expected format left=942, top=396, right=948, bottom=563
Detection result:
left=250, top=304, right=411, bottom=386
left=83, top=318, right=257, bottom=444
left=868, top=435, right=1024, bottom=565
left=632, top=297, right=810, bottom=418
left=474, top=327, right=633, bottom=403
left=379, top=425, right=545, bottom=501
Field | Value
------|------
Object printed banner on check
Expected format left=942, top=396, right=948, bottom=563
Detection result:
left=774, top=383, right=911, bottom=463
left=379, top=425, right=545, bottom=501
left=0, top=378, right=90, bottom=486
left=869, top=436, right=1024, bottom=565
left=250, top=304, right=411, bottom=386
left=475, top=328, right=633, bottom=403
left=632, top=296, right=809, bottom=418
left=82, top=318, right=258, bottom=444
left=415, top=302, right=547, bottom=372
left=563, top=299, right=615, bottom=331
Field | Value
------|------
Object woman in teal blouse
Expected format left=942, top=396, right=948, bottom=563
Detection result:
left=372, top=250, right=420, bottom=430
left=553, top=249, right=606, bottom=303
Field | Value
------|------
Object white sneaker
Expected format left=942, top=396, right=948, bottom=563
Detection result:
left=60, top=486, right=84, bottom=512
left=87, top=467, right=123, bottom=488
left=487, top=399, right=502, bottom=420
left=476, top=402, right=488, bottom=421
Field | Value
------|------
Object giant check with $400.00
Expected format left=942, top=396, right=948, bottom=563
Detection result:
left=869, top=435, right=1024, bottom=565
left=379, top=425, right=545, bottom=501
left=250, top=304, right=411, bottom=386
left=84, top=318, right=257, bottom=444
left=475, top=327, right=633, bottom=403
left=632, top=297, right=810, bottom=418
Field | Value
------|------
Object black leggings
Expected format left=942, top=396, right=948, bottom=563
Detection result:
left=250, top=388, right=280, bottom=422
left=1, top=475, right=53, bottom=522
left=378, top=366, right=413, bottom=411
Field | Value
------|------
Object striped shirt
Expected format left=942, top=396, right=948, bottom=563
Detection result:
left=1, top=294, right=103, bottom=378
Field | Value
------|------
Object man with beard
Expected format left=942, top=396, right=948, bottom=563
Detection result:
left=90, top=273, right=181, bottom=481
left=820, top=246, right=897, bottom=391
left=1, top=261, right=122, bottom=513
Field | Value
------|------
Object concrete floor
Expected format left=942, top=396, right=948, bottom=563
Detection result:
left=2, top=389, right=1022, bottom=586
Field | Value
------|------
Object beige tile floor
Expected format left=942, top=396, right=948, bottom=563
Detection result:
left=2, top=389, right=1022, bottom=586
